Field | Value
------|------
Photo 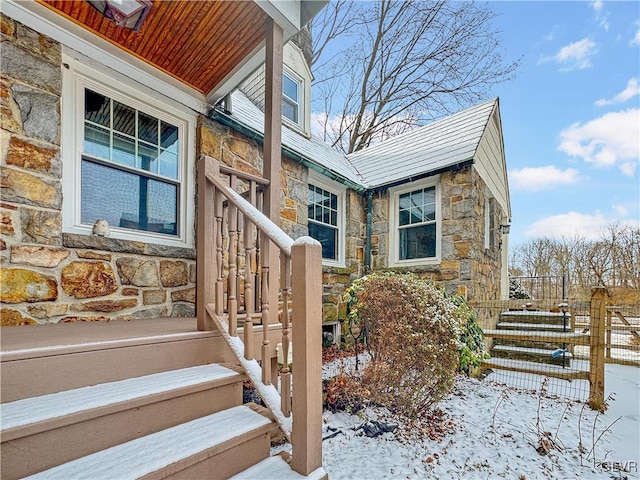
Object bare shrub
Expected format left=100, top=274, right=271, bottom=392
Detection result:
left=342, top=272, right=463, bottom=417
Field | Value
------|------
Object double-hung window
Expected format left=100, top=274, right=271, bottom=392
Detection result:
left=282, top=71, right=300, bottom=126
left=390, top=179, right=441, bottom=265
left=82, top=88, right=180, bottom=236
left=62, top=54, right=195, bottom=248
left=307, top=174, right=345, bottom=266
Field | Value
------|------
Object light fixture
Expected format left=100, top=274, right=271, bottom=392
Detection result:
left=92, top=219, right=111, bottom=237
left=499, top=223, right=511, bottom=235
left=86, top=0, right=153, bottom=32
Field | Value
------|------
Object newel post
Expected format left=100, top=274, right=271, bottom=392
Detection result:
left=196, top=155, right=219, bottom=331
left=291, top=237, right=323, bottom=476
left=588, top=286, right=607, bottom=410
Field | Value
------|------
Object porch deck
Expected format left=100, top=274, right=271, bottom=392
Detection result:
left=1, top=317, right=207, bottom=359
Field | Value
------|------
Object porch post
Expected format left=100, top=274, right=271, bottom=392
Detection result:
left=291, top=237, right=323, bottom=475
left=263, top=17, right=284, bottom=327
left=196, top=155, right=219, bottom=331
left=588, top=286, right=607, bottom=410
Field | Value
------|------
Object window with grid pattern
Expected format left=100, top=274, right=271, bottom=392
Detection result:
left=307, top=184, right=338, bottom=260
left=398, top=186, right=437, bottom=260
left=81, top=88, right=180, bottom=236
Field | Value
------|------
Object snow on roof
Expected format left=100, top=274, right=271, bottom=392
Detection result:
left=228, top=92, right=363, bottom=185
left=226, top=92, right=498, bottom=190
left=347, top=99, right=498, bottom=188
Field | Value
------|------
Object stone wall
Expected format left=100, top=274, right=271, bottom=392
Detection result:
left=364, top=167, right=504, bottom=301
left=1, top=15, right=198, bottom=325
left=321, top=189, right=365, bottom=322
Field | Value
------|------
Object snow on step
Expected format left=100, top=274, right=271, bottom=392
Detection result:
left=25, top=405, right=272, bottom=480
left=231, top=455, right=327, bottom=480
left=496, top=322, right=566, bottom=330
left=2, top=364, right=239, bottom=430
left=492, top=345, right=573, bottom=357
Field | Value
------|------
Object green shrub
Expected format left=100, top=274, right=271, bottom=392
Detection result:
left=340, top=271, right=464, bottom=417
left=451, top=296, right=487, bottom=374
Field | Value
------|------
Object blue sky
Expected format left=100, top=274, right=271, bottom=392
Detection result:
left=490, top=0, right=640, bottom=246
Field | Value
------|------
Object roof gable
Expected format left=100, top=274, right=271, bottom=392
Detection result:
left=346, top=99, right=498, bottom=188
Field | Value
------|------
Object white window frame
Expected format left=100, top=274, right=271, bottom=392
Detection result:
left=282, top=68, right=304, bottom=131
left=389, top=177, right=441, bottom=267
left=307, top=171, right=346, bottom=267
left=484, top=198, right=491, bottom=250
left=61, top=50, right=196, bottom=248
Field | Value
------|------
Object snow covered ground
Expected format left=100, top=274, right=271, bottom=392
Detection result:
left=278, top=360, right=640, bottom=479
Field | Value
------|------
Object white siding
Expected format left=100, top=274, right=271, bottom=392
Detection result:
left=472, top=106, right=510, bottom=219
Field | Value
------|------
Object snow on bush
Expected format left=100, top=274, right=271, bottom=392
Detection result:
left=331, top=271, right=467, bottom=418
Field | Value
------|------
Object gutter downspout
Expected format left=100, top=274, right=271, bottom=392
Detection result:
left=364, top=191, right=373, bottom=273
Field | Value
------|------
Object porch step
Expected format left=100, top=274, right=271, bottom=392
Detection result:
left=500, top=310, right=571, bottom=326
left=482, top=357, right=589, bottom=381
left=1, top=363, right=246, bottom=479
left=491, top=344, right=573, bottom=366
left=495, top=322, right=569, bottom=332
left=0, top=318, right=235, bottom=402
left=231, top=454, right=328, bottom=480
left=24, top=404, right=277, bottom=480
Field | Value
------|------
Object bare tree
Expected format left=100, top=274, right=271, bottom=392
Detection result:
left=509, top=225, right=640, bottom=302
left=311, top=0, right=519, bottom=153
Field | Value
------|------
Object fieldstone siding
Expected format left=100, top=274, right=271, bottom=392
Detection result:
left=1, top=15, right=197, bottom=325
left=364, top=167, right=504, bottom=302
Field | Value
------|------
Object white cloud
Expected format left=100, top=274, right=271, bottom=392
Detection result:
left=590, top=0, right=609, bottom=30
left=509, top=166, right=582, bottom=191
left=613, top=204, right=628, bottom=217
left=525, top=211, right=640, bottom=240
left=631, top=29, right=640, bottom=46
left=538, top=38, right=597, bottom=71
left=558, top=108, right=640, bottom=176
left=595, top=78, right=640, bottom=106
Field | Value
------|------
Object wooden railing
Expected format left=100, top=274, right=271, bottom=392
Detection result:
left=574, top=306, right=640, bottom=366
left=196, top=155, right=323, bottom=476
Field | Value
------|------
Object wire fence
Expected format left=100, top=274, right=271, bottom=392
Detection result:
left=509, top=275, right=567, bottom=301
left=470, top=288, right=638, bottom=406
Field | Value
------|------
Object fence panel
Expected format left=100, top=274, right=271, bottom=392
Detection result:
left=471, top=295, right=593, bottom=403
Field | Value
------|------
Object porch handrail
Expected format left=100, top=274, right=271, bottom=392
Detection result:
left=205, top=170, right=294, bottom=257
left=196, top=155, right=323, bottom=476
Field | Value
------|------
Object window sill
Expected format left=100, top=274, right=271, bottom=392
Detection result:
left=63, top=233, right=196, bottom=259
left=390, top=258, right=440, bottom=268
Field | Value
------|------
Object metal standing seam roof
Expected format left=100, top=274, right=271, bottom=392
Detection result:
left=227, top=92, right=498, bottom=191
left=346, top=99, right=499, bottom=189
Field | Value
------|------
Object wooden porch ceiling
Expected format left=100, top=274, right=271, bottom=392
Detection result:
left=38, top=0, right=268, bottom=96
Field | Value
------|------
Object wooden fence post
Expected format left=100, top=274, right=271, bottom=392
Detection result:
left=196, top=156, right=219, bottom=331
left=588, top=286, right=607, bottom=410
left=290, top=237, right=323, bottom=476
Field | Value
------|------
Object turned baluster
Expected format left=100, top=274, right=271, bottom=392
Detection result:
left=261, top=235, right=271, bottom=385
left=214, top=189, right=224, bottom=316
left=228, top=175, right=238, bottom=336
left=280, top=254, right=292, bottom=416
left=243, top=181, right=256, bottom=360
